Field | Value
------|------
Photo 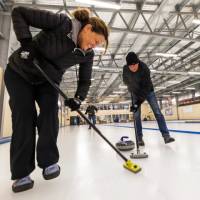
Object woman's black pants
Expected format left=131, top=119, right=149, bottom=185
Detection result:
left=4, top=66, right=59, bottom=180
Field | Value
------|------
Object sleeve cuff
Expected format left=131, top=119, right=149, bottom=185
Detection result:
left=75, top=94, right=84, bottom=101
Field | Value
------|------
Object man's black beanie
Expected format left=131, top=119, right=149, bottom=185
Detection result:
left=126, top=52, right=139, bottom=65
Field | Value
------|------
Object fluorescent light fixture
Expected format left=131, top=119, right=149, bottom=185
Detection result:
left=185, top=87, right=195, bottom=90
left=192, top=18, right=200, bottom=25
left=172, top=91, right=181, bottom=94
left=108, top=94, right=119, bottom=97
left=90, top=78, right=94, bottom=81
left=168, top=80, right=181, bottom=84
left=94, top=47, right=106, bottom=52
left=155, top=86, right=166, bottom=89
left=119, top=85, right=127, bottom=89
left=188, top=71, right=200, bottom=75
left=113, top=91, right=126, bottom=94
left=93, top=66, right=99, bottom=69
left=150, top=69, right=157, bottom=72
left=74, top=0, right=121, bottom=9
left=162, top=95, right=171, bottom=97
left=155, top=53, right=178, bottom=58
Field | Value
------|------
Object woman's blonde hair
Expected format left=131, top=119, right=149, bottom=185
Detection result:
left=72, top=8, right=109, bottom=53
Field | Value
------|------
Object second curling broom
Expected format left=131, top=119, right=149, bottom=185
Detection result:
left=130, top=93, right=148, bottom=159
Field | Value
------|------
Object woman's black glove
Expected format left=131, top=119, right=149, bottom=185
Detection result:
left=19, top=38, right=36, bottom=62
left=65, top=98, right=82, bottom=111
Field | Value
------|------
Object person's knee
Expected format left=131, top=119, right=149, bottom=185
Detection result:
left=39, top=98, right=58, bottom=114
left=12, top=100, right=35, bottom=117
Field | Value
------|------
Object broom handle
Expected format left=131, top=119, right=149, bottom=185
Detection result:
left=33, top=60, right=129, bottom=162
left=131, top=92, right=140, bottom=151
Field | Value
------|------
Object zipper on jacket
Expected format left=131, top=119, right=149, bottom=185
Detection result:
left=73, top=47, right=86, bottom=56
left=67, top=32, right=93, bottom=57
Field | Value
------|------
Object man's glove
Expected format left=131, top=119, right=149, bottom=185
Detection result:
left=130, top=103, right=139, bottom=113
left=65, top=98, right=82, bottom=111
left=19, top=38, right=36, bottom=62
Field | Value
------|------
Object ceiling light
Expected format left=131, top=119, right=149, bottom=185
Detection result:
left=155, top=53, right=178, bottom=58
left=108, top=94, right=119, bottom=97
left=113, top=91, right=126, bottom=94
left=74, top=0, right=121, bottom=9
left=185, top=87, right=195, bottom=90
left=94, top=47, right=106, bottom=52
left=93, top=66, right=99, bottom=69
left=168, top=80, right=181, bottom=84
left=188, top=71, right=200, bottom=75
left=192, top=18, right=200, bottom=25
left=155, top=86, right=166, bottom=89
left=162, top=95, right=171, bottom=97
left=172, top=91, right=181, bottom=94
left=119, top=85, right=127, bottom=89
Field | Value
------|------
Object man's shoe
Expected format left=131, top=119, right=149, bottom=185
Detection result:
left=137, top=137, right=145, bottom=146
left=43, top=164, right=60, bottom=180
left=12, top=176, right=34, bottom=193
left=164, top=136, right=175, bottom=144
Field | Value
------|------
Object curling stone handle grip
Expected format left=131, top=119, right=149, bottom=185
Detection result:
left=120, top=136, right=129, bottom=142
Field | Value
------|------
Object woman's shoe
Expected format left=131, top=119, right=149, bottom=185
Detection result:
left=12, top=176, right=34, bottom=193
left=43, top=164, right=60, bottom=180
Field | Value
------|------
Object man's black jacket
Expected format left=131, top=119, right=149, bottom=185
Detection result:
left=123, top=61, right=154, bottom=104
left=85, top=105, right=98, bottom=116
left=8, top=6, right=94, bottom=100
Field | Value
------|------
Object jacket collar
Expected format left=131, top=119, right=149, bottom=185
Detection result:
left=69, top=18, right=82, bottom=45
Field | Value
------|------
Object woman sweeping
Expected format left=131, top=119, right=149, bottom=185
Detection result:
left=4, top=6, right=109, bottom=193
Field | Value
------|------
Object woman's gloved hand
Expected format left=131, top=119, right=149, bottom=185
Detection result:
left=19, top=38, right=36, bottom=62
left=65, top=98, right=82, bottom=111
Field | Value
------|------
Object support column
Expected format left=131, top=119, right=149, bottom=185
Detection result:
left=175, top=95, right=179, bottom=120
left=192, top=90, right=195, bottom=99
left=159, top=98, right=163, bottom=110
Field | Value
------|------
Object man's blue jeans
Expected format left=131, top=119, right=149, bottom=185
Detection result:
left=133, top=91, right=169, bottom=138
left=88, top=115, right=96, bottom=128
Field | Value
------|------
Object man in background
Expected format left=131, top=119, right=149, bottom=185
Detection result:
left=123, top=52, right=175, bottom=146
left=85, top=104, right=98, bottom=129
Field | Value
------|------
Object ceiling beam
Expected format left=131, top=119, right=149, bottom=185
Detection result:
left=65, top=66, right=200, bottom=76
left=13, top=3, right=200, bottom=16
left=156, top=77, right=200, bottom=95
left=111, top=27, right=200, bottom=43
